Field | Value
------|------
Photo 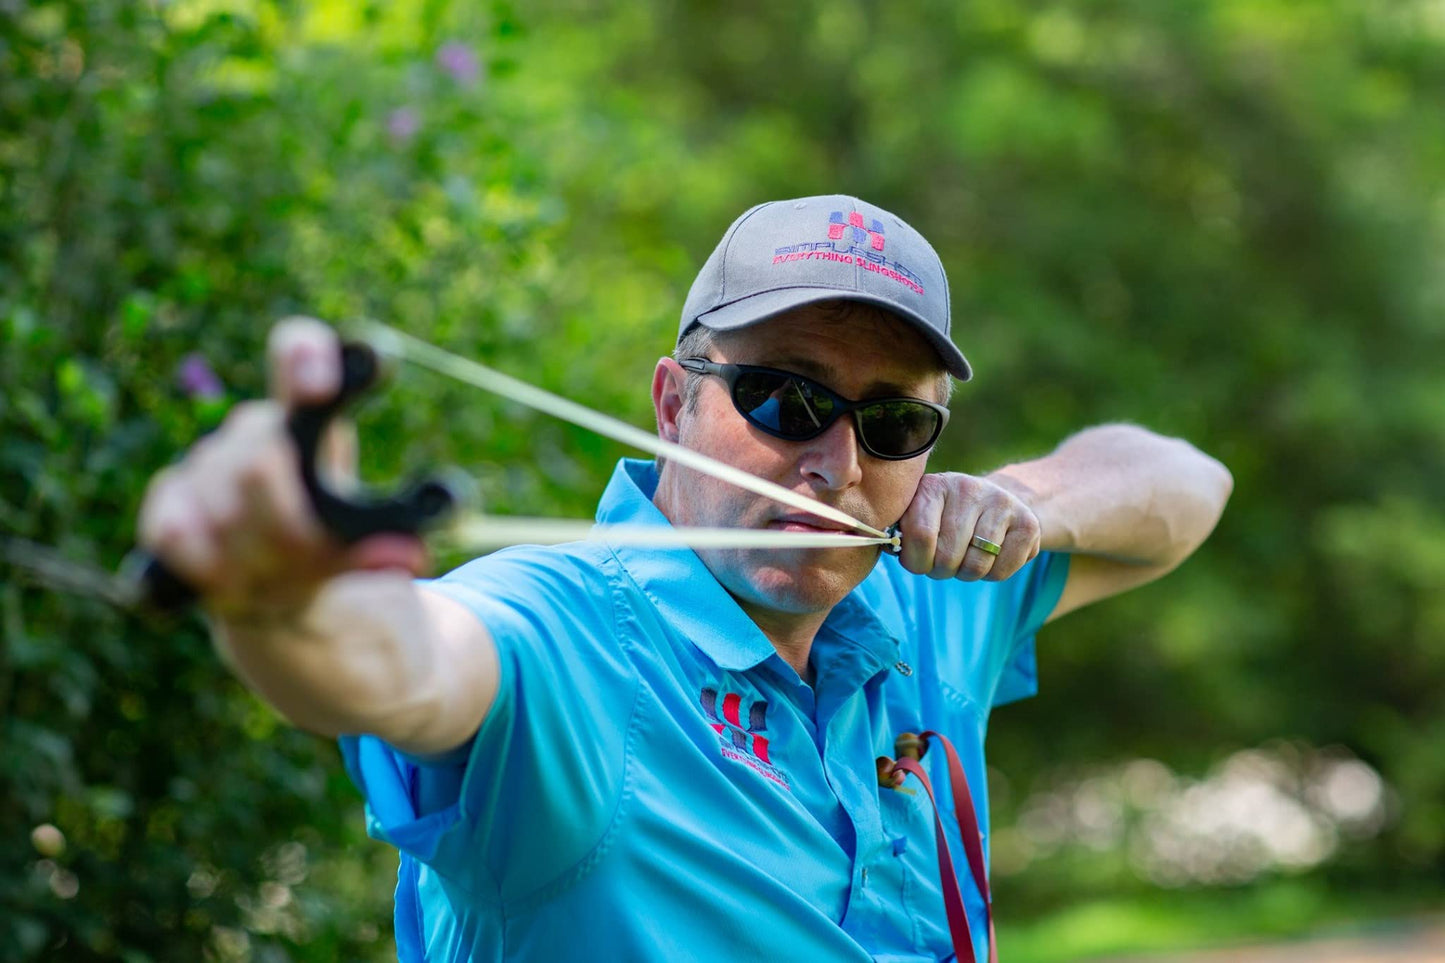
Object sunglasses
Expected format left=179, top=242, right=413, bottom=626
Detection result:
left=679, top=358, right=950, bottom=460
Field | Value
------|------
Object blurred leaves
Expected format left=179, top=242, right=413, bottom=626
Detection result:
left=1, top=0, right=1443, bottom=959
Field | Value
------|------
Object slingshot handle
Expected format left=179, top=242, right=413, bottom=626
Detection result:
left=126, top=341, right=460, bottom=614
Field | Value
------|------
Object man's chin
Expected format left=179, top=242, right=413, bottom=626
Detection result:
left=736, top=552, right=878, bottom=615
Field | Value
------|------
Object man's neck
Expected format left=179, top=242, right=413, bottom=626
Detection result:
left=652, top=469, right=830, bottom=684
left=734, top=600, right=827, bottom=685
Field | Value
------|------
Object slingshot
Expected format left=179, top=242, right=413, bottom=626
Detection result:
left=127, top=323, right=903, bottom=611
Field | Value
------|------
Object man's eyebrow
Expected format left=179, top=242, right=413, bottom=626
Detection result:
left=766, top=355, right=837, bottom=381
left=765, top=355, right=918, bottom=398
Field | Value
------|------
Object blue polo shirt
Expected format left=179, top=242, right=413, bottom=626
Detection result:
left=341, top=459, right=1068, bottom=963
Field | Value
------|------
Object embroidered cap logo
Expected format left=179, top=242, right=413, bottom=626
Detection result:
left=828, top=210, right=886, bottom=253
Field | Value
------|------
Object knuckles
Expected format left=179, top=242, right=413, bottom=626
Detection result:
left=896, top=511, right=935, bottom=545
left=1012, top=510, right=1041, bottom=541
left=896, top=517, right=938, bottom=574
left=913, top=473, right=951, bottom=502
left=222, top=399, right=282, bottom=434
left=234, top=447, right=282, bottom=492
left=144, top=397, right=319, bottom=582
left=900, top=471, right=1046, bottom=584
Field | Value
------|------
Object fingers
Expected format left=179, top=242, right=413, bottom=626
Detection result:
left=137, top=399, right=339, bottom=615
left=896, top=472, right=1042, bottom=582
left=140, top=467, right=221, bottom=589
left=930, top=482, right=983, bottom=580
left=898, top=474, right=947, bottom=574
left=267, top=316, right=341, bottom=407
left=968, top=500, right=1041, bottom=582
left=137, top=316, right=396, bottom=616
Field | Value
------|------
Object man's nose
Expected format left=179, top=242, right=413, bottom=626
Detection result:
left=799, top=414, right=864, bottom=491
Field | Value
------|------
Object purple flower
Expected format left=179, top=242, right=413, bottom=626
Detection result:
left=386, top=106, right=421, bottom=145
left=177, top=353, right=224, bottom=400
left=435, top=41, right=480, bottom=87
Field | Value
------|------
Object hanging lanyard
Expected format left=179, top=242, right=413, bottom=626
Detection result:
left=883, top=731, right=998, bottom=963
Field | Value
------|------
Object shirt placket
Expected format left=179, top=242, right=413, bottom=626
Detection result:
left=810, top=628, right=897, bottom=942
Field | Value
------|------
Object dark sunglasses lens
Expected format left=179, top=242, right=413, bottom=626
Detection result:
left=733, top=371, right=836, bottom=438
left=857, top=401, right=942, bottom=457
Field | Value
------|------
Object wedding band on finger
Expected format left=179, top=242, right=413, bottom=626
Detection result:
left=969, top=534, right=1003, bottom=556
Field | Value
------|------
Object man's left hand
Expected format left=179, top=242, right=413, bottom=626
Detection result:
left=895, top=472, right=1042, bottom=581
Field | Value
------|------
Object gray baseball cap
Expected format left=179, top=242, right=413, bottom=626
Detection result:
left=679, top=194, right=971, bottom=381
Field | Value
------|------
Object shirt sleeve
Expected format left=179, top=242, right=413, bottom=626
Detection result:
left=874, top=550, right=1070, bottom=709
left=988, top=550, right=1070, bottom=705
left=338, top=545, right=639, bottom=900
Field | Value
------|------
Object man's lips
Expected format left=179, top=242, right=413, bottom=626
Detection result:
left=766, top=515, right=857, bottom=534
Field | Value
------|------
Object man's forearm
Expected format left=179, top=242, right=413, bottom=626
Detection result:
left=212, top=572, right=495, bottom=756
left=988, top=423, right=1233, bottom=569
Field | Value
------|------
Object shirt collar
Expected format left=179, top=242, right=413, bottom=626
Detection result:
left=596, top=459, right=899, bottom=675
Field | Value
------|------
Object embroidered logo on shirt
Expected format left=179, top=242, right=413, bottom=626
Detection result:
left=701, top=687, right=790, bottom=790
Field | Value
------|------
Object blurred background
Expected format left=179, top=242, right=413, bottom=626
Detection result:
left=2, top=1, right=1443, bottom=960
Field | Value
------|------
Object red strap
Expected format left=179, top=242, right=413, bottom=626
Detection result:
left=923, top=730, right=997, bottom=963
left=892, top=757, right=975, bottom=962
left=889, top=731, right=998, bottom=963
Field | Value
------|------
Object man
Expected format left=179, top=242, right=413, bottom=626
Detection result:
left=139, top=195, right=1232, bottom=962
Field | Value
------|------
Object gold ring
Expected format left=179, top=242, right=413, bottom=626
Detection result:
left=969, top=534, right=1002, bottom=556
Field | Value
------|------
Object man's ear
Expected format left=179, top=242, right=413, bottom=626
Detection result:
left=652, top=357, right=687, bottom=444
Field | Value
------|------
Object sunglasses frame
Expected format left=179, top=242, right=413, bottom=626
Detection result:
left=678, top=357, right=950, bottom=461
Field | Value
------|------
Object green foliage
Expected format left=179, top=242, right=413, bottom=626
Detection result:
left=1000, top=878, right=1445, bottom=962
left=2, top=0, right=1442, bottom=959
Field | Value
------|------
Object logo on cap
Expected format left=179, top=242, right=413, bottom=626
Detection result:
left=769, top=208, right=925, bottom=297
left=828, top=210, right=886, bottom=252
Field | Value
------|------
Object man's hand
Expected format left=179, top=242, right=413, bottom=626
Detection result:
left=134, top=317, right=492, bottom=753
left=895, top=472, right=1042, bottom=582
left=137, top=317, right=426, bottom=620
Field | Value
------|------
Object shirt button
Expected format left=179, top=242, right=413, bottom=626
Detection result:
left=861, top=867, right=869, bottom=886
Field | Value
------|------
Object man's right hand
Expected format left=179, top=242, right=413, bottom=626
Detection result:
left=137, top=317, right=427, bottom=621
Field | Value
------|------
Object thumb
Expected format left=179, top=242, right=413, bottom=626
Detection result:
left=268, top=316, right=342, bottom=407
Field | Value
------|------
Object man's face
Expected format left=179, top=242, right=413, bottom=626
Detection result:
left=656, top=304, right=947, bottom=619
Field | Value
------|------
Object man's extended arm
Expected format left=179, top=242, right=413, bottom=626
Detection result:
left=138, top=318, right=497, bottom=756
left=211, top=578, right=496, bottom=754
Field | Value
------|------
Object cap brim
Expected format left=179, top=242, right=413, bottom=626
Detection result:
left=693, top=287, right=973, bottom=382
